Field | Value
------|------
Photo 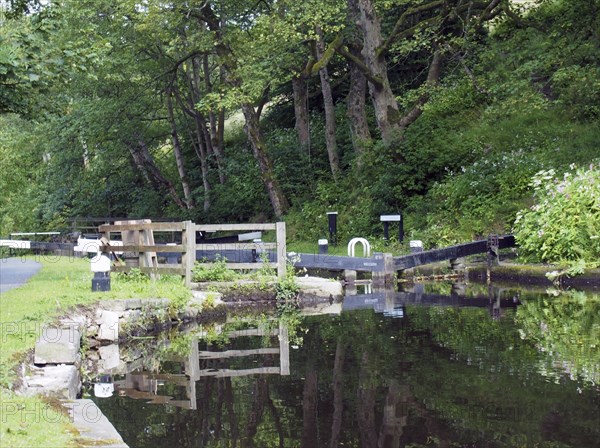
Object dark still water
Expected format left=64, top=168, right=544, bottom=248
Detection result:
left=88, top=284, right=600, bottom=448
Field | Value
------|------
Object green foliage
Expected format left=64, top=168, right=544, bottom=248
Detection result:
left=516, top=292, right=600, bottom=385
left=192, top=256, right=238, bottom=283
left=1, top=0, right=600, bottom=256
left=275, top=255, right=301, bottom=310
left=513, top=164, right=600, bottom=266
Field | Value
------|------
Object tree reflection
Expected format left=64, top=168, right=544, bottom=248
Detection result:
left=91, top=291, right=600, bottom=448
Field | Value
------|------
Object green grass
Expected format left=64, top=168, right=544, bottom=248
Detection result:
left=0, top=255, right=191, bottom=447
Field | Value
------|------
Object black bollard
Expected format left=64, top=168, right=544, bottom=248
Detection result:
left=327, top=212, right=338, bottom=246
left=92, top=271, right=110, bottom=292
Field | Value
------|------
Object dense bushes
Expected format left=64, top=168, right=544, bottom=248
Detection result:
left=513, top=164, right=600, bottom=267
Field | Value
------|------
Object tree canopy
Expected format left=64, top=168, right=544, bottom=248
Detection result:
left=0, top=0, right=598, bottom=256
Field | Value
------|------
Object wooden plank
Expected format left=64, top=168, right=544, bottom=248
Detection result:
left=141, top=223, right=158, bottom=278
left=112, top=265, right=185, bottom=275
left=195, top=223, right=276, bottom=232
left=226, top=329, right=279, bottom=338
left=126, top=372, right=190, bottom=386
left=199, top=367, right=281, bottom=378
left=294, top=253, right=384, bottom=272
left=393, top=235, right=516, bottom=270
left=198, top=348, right=280, bottom=359
left=100, top=244, right=184, bottom=253
left=195, top=243, right=277, bottom=251
left=279, top=323, right=290, bottom=375
left=276, top=222, right=286, bottom=278
left=195, top=262, right=277, bottom=270
left=183, top=220, right=195, bottom=287
left=99, top=222, right=185, bottom=232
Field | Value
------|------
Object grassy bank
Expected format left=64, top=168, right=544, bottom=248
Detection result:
left=0, top=255, right=190, bottom=447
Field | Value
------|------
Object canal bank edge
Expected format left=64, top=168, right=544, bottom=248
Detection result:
left=14, top=276, right=344, bottom=447
left=407, top=261, right=600, bottom=290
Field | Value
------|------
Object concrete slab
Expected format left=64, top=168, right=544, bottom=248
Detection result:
left=34, top=326, right=81, bottom=365
left=98, top=344, right=122, bottom=371
left=24, top=365, right=81, bottom=400
left=297, top=276, right=343, bottom=299
left=62, top=399, right=129, bottom=447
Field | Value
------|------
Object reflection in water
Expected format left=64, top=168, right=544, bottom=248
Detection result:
left=92, top=323, right=290, bottom=411
left=342, top=282, right=521, bottom=320
left=89, top=283, right=600, bottom=448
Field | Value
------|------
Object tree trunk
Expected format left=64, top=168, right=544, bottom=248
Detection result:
left=292, top=76, right=310, bottom=150
left=397, top=49, right=443, bottom=130
left=302, top=370, right=319, bottom=447
left=166, top=86, right=195, bottom=209
left=127, top=139, right=187, bottom=210
left=346, top=0, right=372, bottom=161
left=245, top=377, right=268, bottom=442
left=201, top=3, right=289, bottom=217
left=264, top=380, right=285, bottom=448
left=172, top=80, right=210, bottom=211
left=189, top=126, right=211, bottom=212
left=242, top=103, right=289, bottom=218
left=357, top=351, right=378, bottom=448
left=377, top=380, right=409, bottom=448
left=330, top=339, right=346, bottom=448
left=357, top=0, right=403, bottom=144
left=224, top=377, right=239, bottom=445
left=316, top=26, right=341, bottom=178
left=199, top=54, right=226, bottom=183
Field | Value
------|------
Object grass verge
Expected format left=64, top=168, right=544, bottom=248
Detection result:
left=0, top=255, right=190, bottom=447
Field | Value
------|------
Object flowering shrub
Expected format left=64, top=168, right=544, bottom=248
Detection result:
left=513, top=164, right=600, bottom=266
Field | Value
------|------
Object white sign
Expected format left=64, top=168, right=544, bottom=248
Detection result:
left=380, top=215, right=401, bottom=222
left=0, top=240, right=31, bottom=249
left=94, top=382, right=114, bottom=398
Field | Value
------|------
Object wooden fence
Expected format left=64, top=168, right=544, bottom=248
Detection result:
left=98, top=221, right=287, bottom=286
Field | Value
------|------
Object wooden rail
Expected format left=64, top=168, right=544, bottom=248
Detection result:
left=97, top=220, right=287, bottom=286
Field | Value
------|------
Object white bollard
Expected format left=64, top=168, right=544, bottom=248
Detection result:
left=91, top=253, right=111, bottom=292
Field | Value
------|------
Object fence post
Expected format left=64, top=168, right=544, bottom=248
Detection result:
left=182, top=220, right=195, bottom=287
left=276, top=222, right=287, bottom=279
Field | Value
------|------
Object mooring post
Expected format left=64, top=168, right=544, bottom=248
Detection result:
left=449, top=257, right=466, bottom=271
left=372, top=252, right=395, bottom=285
left=318, top=239, right=328, bottom=254
left=327, top=212, right=338, bottom=245
left=344, top=269, right=357, bottom=284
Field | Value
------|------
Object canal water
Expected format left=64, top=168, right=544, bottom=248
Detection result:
left=87, top=282, right=600, bottom=448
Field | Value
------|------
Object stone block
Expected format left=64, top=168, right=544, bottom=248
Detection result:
left=99, top=299, right=128, bottom=312
left=34, top=327, right=81, bottom=365
left=144, top=298, right=171, bottom=308
left=125, top=298, right=142, bottom=309
left=59, top=315, right=87, bottom=333
left=98, top=344, right=122, bottom=371
left=25, top=365, right=81, bottom=400
left=97, top=310, right=120, bottom=342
